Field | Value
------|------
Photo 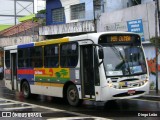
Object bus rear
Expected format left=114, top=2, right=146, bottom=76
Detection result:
left=97, top=33, right=149, bottom=101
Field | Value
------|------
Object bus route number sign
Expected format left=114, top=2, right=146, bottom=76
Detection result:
left=111, top=36, right=131, bottom=42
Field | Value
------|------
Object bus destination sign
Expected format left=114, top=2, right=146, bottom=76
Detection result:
left=110, top=36, right=131, bottom=42
left=98, top=34, right=141, bottom=45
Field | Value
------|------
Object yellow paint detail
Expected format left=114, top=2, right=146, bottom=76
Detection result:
left=34, top=68, right=70, bottom=78
left=35, top=38, right=69, bottom=46
left=119, top=82, right=125, bottom=87
left=35, top=82, right=64, bottom=87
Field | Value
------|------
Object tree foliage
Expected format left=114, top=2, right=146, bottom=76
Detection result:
left=150, top=37, right=160, bottom=47
left=33, top=9, right=46, bottom=25
left=37, top=9, right=46, bottom=14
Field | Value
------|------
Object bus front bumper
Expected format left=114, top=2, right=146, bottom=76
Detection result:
left=101, top=81, right=149, bottom=101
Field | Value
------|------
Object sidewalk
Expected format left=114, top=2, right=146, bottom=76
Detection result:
left=139, top=90, right=160, bottom=101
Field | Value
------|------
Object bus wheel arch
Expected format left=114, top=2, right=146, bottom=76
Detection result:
left=63, top=82, right=82, bottom=106
left=20, top=79, right=31, bottom=98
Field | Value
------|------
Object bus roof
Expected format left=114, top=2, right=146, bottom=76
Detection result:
left=69, top=31, right=139, bottom=43
left=18, top=43, right=34, bottom=48
left=35, top=37, right=69, bottom=46
left=3, top=32, right=140, bottom=49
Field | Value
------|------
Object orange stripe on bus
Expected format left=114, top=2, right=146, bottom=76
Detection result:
left=35, top=82, right=64, bottom=87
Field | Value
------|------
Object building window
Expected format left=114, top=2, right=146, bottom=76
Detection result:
left=44, top=44, right=59, bottom=68
left=71, top=3, right=85, bottom=20
left=60, top=42, right=78, bottom=67
left=94, top=0, right=101, bottom=11
left=131, top=0, right=141, bottom=6
left=52, top=8, right=65, bottom=23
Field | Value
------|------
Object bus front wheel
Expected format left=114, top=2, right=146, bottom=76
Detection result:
left=22, top=81, right=31, bottom=98
left=67, top=85, right=82, bottom=106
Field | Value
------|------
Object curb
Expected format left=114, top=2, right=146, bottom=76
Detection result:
left=142, top=95, right=160, bottom=98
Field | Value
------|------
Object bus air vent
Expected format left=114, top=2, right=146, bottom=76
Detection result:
left=121, top=78, right=139, bottom=82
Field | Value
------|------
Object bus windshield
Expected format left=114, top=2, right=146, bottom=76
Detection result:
left=103, top=45, right=147, bottom=77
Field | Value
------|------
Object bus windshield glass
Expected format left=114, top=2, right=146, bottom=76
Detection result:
left=103, top=45, right=147, bottom=77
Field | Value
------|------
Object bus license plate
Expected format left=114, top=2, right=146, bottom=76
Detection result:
left=128, top=90, right=135, bottom=95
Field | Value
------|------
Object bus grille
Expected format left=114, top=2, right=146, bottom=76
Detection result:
left=112, top=78, right=147, bottom=89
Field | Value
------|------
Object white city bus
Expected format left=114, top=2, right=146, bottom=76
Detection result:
left=4, top=32, right=149, bottom=106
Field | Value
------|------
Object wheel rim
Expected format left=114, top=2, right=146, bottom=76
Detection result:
left=68, top=89, right=77, bottom=102
left=67, top=85, right=79, bottom=105
left=23, top=83, right=29, bottom=96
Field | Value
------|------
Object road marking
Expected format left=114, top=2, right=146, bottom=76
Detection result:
left=47, top=117, right=110, bottom=120
left=0, top=98, right=92, bottom=117
left=4, top=106, right=36, bottom=110
left=0, top=102, right=18, bottom=106
left=0, top=100, right=7, bottom=102
left=0, top=98, right=63, bottom=112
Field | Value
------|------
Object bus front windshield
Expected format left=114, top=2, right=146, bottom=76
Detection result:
left=103, top=45, right=147, bottom=77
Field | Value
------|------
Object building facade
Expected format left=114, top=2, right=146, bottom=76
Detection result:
left=46, top=0, right=101, bottom=25
left=40, top=0, right=101, bottom=39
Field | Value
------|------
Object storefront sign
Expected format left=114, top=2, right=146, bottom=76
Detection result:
left=39, top=20, right=95, bottom=35
left=127, top=19, right=144, bottom=41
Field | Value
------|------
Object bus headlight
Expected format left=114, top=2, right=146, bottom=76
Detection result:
left=141, top=75, right=148, bottom=80
left=143, top=80, right=148, bottom=84
left=107, top=79, right=113, bottom=87
left=108, top=83, right=113, bottom=87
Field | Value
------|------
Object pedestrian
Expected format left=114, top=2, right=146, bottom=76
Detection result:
left=0, top=66, right=3, bottom=80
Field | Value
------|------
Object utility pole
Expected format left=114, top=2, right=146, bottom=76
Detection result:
left=14, top=0, right=17, bottom=25
left=93, top=0, right=97, bottom=32
left=155, top=0, right=159, bottom=94
left=93, top=0, right=101, bottom=33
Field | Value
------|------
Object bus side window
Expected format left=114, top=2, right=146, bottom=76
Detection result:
left=18, top=49, right=23, bottom=68
left=60, top=42, right=78, bottom=68
left=44, top=44, right=59, bottom=68
left=5, top=50, right=10, bottom=68
left=29, top=47, right=35, bottom=68
left=18, top=48, right=29, bottom=68
left=34, top=47, right=43, bottom=68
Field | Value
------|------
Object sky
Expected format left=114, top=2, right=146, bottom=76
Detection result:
left=34, top=0, right=46, bottom=13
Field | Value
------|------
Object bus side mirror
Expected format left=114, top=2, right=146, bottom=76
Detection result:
left=98, top=48, right=104, bottom=59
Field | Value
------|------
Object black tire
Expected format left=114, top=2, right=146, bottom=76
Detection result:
left=67, top=85, right=82, bottom=106
left=21, top=81, right=31, bottom=98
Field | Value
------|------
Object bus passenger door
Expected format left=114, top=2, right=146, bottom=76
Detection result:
left=11, top=52, right=17, bottom=91
left=81, top=45, right=95, bottom=99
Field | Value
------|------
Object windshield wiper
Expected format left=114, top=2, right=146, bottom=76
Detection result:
left=111, top=46, right=125, bottom=61
left=111, top=46, right=131, bottom=74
